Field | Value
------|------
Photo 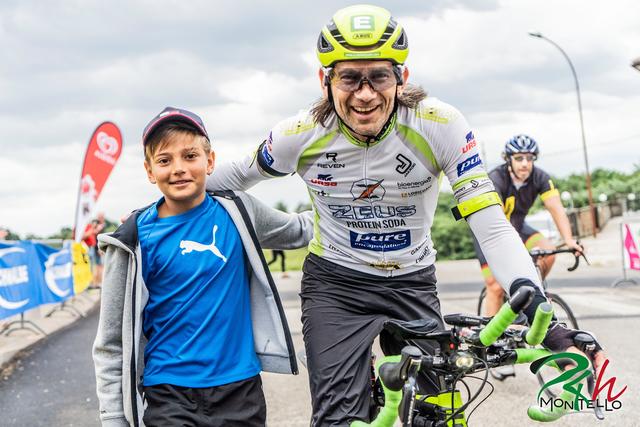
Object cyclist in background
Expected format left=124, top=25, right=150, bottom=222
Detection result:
left=473, top=135, right=584, bottom=316
left=207, top=6, right=603, bottom=425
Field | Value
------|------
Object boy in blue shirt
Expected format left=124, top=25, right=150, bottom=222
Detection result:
left=93, top=107, right=313, bottom=427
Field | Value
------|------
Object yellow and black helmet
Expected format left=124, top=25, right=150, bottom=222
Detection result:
left=317, top=4, right=409, bottom=67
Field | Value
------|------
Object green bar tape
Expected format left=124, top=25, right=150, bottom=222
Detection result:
left=514, top=348, right=552, bottom=364
left=527, top=389, right=574, bottom=422
left=525, top=302, right=554, bottom=345
left=479, top=304, right=518, bottom=346
left=350, top=355, right=402, bottom=427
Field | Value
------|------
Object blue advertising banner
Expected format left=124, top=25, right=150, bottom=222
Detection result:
left=0, top=241, right=74, bottom=320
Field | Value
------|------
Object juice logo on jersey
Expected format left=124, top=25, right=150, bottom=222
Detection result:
left=457, top=154, right=482, bottom=177
left=462, top=131, right=477, bottom=154
left=531, top=352, right=626, bottom=416
left=350, top=230, right=410, bottom=252
left=311, top=174, right=338, bottom=187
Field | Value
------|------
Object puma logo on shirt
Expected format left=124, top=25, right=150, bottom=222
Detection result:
left=180, top=225, right=228, bottom=263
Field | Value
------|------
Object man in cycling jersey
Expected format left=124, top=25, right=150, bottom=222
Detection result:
left=474, top=135, right=584, bottom=316
left=207, top=5, right=604, bottom=425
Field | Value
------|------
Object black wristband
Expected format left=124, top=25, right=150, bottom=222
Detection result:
left=509, top=278, right=548, bottom=323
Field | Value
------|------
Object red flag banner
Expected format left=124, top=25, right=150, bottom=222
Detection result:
left=73, top=122, right=123, bottom=241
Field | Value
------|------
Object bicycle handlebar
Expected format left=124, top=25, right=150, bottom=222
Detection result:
left=529, top=245, right=590, bottom=272
left=478, top=285, right=534, bottom=345
left=365, top=287, right=562, bottom=427
left=378, top=346, right=423, bottom=392
left=379, top=286, right=538, bottom=393
left=525, top=302, right=553, bottom=345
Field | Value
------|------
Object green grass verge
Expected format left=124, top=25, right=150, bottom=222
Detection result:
left=262, top=248, right=309, bottom=272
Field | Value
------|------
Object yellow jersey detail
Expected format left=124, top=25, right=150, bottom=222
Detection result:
left=415, top=106, right=452, bottom=124
left=503, top=196, right=515, bottom=220
left=540, top=188, right=560, bottom=202
left=283, top=119, right=317, bottom=136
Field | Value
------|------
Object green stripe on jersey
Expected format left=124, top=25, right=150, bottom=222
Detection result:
left=452, top=173, right=489, bottom=191
left=396, top=124, right=440, bottom=171
left=306, top=189, right=324, bottom=257
left=297, top=131, right=338, bottom=172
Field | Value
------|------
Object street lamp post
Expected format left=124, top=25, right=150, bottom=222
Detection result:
left=561, top=190, right=574, bottom=210
left=528, top=32, right=597, bottom=237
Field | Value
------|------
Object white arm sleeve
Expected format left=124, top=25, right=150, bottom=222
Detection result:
left=467, top=204, right=542, bottom=293
left=207, top=152, right=270, bottom=192
left=207, top=112, right=307, bottom=192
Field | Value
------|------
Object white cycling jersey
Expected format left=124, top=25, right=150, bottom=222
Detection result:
left=208, top=97, right=540, bottom=285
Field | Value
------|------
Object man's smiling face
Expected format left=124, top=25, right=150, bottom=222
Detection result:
left=327, top=60, right=407, bottom=140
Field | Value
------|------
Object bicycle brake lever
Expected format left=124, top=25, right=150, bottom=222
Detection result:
left=586, top=369, right=605, bottom=420
left=573, top=333, right=604, bottom=420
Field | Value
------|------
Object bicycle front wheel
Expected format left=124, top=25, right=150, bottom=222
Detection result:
left=476, top=286, right=509, bottom=317
left=476, top=287, right=486, bottom=316
left=547, top=292, right=579, bottom=329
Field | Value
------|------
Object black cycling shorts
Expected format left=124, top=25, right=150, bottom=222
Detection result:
left=142, top=375, right=266, bottom=427
left=300, top=253, right=444, bottom=426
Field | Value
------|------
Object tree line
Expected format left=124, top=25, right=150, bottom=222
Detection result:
left=431, top=166, right=640, bottom=260
left=3, top=167, right=637, bottom=260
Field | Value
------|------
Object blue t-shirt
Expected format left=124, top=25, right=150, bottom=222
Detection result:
left=137, top=195, right=260, bottom=387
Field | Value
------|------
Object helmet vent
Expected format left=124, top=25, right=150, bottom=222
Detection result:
left=317, top=33, right=334, bottom=53
left=392, top=29, right=408, bottom=50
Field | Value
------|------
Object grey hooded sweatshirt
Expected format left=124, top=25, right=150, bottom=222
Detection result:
left=92, top=191, right=313, bottom=427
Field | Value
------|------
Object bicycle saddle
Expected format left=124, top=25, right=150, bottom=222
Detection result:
left=382, top=318, right=443, bottom=340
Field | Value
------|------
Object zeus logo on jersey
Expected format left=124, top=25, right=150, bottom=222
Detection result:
left=350, top=230, right=411, bottom=252
left=329, top=204, right=416, bottom=220
left=456, top=154, right=482, bottom=176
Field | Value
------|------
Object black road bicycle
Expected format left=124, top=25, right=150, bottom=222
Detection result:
left=352, top=286, right=602, bottom=427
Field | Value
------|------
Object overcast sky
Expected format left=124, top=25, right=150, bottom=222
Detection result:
left=2, top=0, right=639, bottom=236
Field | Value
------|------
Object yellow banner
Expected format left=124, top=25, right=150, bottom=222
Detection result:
left=71, top=242, right=92, bottom=294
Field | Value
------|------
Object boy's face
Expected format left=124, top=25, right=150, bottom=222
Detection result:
left=144, top=132, right=214, bottom=215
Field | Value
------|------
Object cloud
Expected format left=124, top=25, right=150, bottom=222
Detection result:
left=1, top=0, right=639, bottom=236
